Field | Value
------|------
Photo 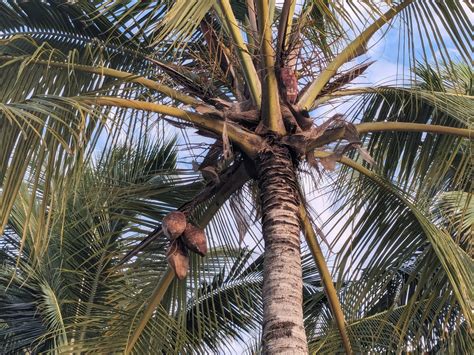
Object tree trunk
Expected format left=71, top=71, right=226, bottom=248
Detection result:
left=256, top=142, right=308, bottom=354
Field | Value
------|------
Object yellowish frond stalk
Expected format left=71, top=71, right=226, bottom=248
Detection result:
left=306, top=122, right=474, bottom=152
left=304, top=122, right=471, bottom=156
left=277, top=0, right=297, bottom=56
left=299, top=204, right=353, bottom=355
left=283, top=1, right=296, bottom=46
left=81, top=97, right=263, bottom=157
left=356, top=122, right=472, bottom=138
left=217, top=0, right=262, bottom=108
left=246, top=0, right=259, bottom=43
left=256, top=0, right=285, bottom=134
left=269, top=0, right=276, bottom=25
left=0, top=56, right=201, bottom=106
left=313, top=87, right=473, bottom=107
left=298, top=0, right=413, bottom=110
left=125, top=268, right=174, bottom=355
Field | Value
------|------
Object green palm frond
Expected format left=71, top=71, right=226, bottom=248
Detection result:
left=318, top=157, right=472, bottom=344
left=183, top=248, right=262, bottom=352
left=0, top=137, right=198, bottom=353
left=0, top=35, right=155, bottom=235
left=299, top=0, right=471, bottom=109
left=337, top=62, right=472, bottom=197
left=0, top=1, right=144, bottom=53
left=310, top=295, right=470, bottom=353
left=1, top=134, right=268, bottom=353
left=433, top=191, right=473, bottom=254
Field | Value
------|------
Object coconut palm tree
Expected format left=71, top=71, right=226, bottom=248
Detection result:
left=0, top=0, right=471, bottom=353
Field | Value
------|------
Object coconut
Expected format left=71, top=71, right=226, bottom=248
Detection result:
left=166, top=240, right=189, bottom=280
left=182, top=223, right=207, bottom=257
left=162, top=211, right=187, bottom=240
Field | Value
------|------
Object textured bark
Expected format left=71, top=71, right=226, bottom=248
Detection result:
left=257, top=142, right=308, bottom=354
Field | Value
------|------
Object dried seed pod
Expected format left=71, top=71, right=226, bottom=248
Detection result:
left=167, top=240, right=189, bottom=280
left=182, top=223, right=207, bottom=257
left=162, top=211, right=187, bottom=240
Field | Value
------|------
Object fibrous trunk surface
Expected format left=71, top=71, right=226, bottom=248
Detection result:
left=257, top=141, right=308, bottom=354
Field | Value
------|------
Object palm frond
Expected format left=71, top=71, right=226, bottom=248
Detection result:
left=338, top=62, right=472, bottom=197
left=321, top=157, right=472, bottom=336
left=0, top=137, right=200, bottom=353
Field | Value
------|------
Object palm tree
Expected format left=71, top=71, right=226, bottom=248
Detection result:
left=0, top=0, right=471, bottom=353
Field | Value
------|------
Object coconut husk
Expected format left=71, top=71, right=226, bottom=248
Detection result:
left=167, top=240, right=189, bottom=280
left=182, top=223, right=207, bottom=257
left=162, top=211, right=187, bottom=240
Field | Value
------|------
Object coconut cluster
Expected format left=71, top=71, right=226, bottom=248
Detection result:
left=163, top=211, right=207, bottom=280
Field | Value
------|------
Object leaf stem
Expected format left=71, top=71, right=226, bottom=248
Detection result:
left=81, top=97, right=263, bottom=157
left=256, top=0, right=285, bottom=134
left=276, top=0, right=297, bottom=61
left=217, top=0, right=262, bottom=108
left=299, top=204, right=353, bottom=355
left=356, top=122, right=472, bottom=138
left=125, top=268, right=174, bottom=355
left=0, top=56, right=201, bottom=106
left=317, top=153, right=473, bottom=329
left=312, top=87, right=473, bottom=108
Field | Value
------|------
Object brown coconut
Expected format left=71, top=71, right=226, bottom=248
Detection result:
left=162, top=211, right=187, bottom=240
left=166, top=240, right=189, bottom=280
left=182, top=223, right=207, bottom=257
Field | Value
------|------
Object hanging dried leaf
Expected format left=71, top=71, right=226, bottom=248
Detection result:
left=182, top=223, right=207, bottom=256
left=222, top=120, right=233, bottom=161
left=200, top=166, right=220, bottom=183
left=167, top=240, right=189, bottom=280
left=282, top=114, right=343, bottom=154
left=319, top=155, right=338, bottom=171
left=230, top=191, right=251, bottom=245
left=195, top=104, right=222, bottom=117
left=306, top=151, right=318, bottom=168
left=343, top=122, right=361, bottom=144
left=162, top=211, right=187, bottom=240
left=357, top=146, right=376, bottom=166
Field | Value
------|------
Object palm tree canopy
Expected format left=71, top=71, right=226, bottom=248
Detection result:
left=0, top=1, right=472, bottom=353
